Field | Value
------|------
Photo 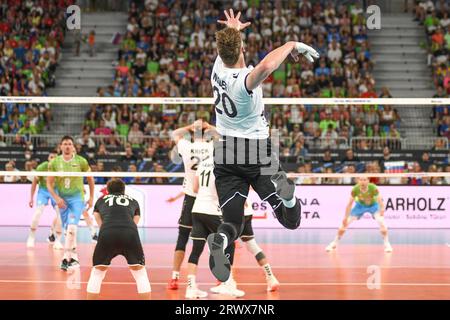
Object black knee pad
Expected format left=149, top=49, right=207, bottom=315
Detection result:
left=218, top=222, right=240, bottom=242
left=175, top=226, right=191, bottom=251
left=188, top=240, right=206, bottom=265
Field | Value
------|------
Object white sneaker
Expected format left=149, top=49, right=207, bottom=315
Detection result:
left=185, top=286, right=208, bottom=299
left=384, top=243, right=393, bottom=253
left=266, top=276, right=280, bottom=292
left=26, top=236, right=35, bottom=248
left=326, top=241, right=337, bottom=251
left=53, top=240, right=64, bottom=250
left=210, top=282, right=225, bottom=294
left=211, top=281, right=245, bottom=298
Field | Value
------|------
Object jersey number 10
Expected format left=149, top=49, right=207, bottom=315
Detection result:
left=105, top=196, right=130, bottom=207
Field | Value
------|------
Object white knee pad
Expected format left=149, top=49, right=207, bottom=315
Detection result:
left=130, top=267, right=151, bottom=294
left=31, top=205, right=45, bottom=229
left=87, top=268, right=107, bottom=294
left=244, top=238, right=263, bottom=256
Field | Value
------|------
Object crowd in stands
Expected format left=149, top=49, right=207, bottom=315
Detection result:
left=79, top=0, right=409, bottom=167
left=0, top=0, right=72, bottom=135
left=0, top=0, right=448, bottom=185
left=414, top=0, right=450, bottom=139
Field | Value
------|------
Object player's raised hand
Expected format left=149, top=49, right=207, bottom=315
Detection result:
left=218, top=9, right=251, bottom=31
left=291, top=42, right=320, bottom=63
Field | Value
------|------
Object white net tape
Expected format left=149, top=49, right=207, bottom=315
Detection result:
left=1, top=96, right=449, bottom=105
left=0, top=171, right=448, bottom=179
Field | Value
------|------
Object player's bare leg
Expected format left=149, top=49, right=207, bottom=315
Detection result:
left=168, top=226, right=190, bottom=289
left=129, top=265, right=151, bottom=300
left=326, top=216, right=357, bottom=251
left=374, top=213, right=393, bottom=252
left=86, top=265, right=108, bottom=300
left=52, top=208, right=64, bottom=250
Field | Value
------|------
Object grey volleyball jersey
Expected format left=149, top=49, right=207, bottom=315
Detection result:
left=211, top=55, right=269, bottom=139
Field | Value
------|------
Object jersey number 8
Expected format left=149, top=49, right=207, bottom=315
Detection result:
left=213, top=86, right=237, bottom=118
left=64, top=178, right=71, bottom=189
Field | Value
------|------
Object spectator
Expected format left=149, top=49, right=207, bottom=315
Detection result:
left=88, top=30, right=96, bottom=57
left=77, top=133, right=96, bottom=150
left=420, top=152, right=433, bottom=171
left=321, top=149, right=334, bottom=165
left=3, top=162, right=19, bottom=183
left=343, top=148, right=359, bottom=165
left=121, top=145, right=138, bottom=163
left=94, top=120, right=113, bottom=136
left=128, top=122, right=145, bottom=147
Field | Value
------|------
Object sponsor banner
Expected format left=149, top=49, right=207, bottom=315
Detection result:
left=0, top=184, right=448, bottom=228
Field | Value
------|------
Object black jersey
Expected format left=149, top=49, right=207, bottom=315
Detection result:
left=93, top=193, right=140, bottom=230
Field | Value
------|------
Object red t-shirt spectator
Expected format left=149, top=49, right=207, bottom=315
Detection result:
left=95, top=126, right=112, bottom=136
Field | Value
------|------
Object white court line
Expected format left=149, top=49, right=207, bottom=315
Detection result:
left=61, top=265, right=450, bottom=269
left=0, top=280, right=450, bottom=287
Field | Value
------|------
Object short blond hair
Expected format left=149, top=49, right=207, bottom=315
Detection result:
left=215, top=27, right=242, bottom=66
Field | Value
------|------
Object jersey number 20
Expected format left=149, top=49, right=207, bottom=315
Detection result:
left=213, top=86, right=237, bottom=118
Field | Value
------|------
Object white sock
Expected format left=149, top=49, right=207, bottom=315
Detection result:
left=219, top=233, right=228, bottom=252
left=262, top=264, right=274, bottom=278
left=172, top=271, right=180, bottom=280
left=90, top=226, right=97, bottom=237
left=29, top=229, right=36, bottom=238
left=187, top=275, right=196, bottom=288
left=64, top=225, right=77, bottom=260
left=282, top=197, right=296, bottom=208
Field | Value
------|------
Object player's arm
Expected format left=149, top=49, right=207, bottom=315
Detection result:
left=133, top=201, right=141, bottom=225
left=93, top=199, right=102, bottom=226
left=203, top=122, right=220, bottom=141
left=345, top=196, right=354, bottom=219
left=93, top=211, right=102, bottom=227
left=246, top=41, right=319, bottom=91
left=171, top=123, right=195, bottom=144
left=29, top=177, right=38, bottom=208
left=166, top=191, right=184, bottom=203
left=193, top=175, right=199, bottom=194
left=83, top=160, right=95, bottom=210
left=86, top=175, right=95, bottom=210
left=46, top=161, right=66, bottom=209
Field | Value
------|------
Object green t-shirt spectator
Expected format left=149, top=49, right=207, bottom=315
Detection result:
left=444, top=32, right=450, bottom=49
left=18, top=124, right=37, bottom=135
left=319, top=119, right=337, bottom=131
left=424, top=16, right=440, bottom=29
left=121, top=38, right=136, bottom=51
